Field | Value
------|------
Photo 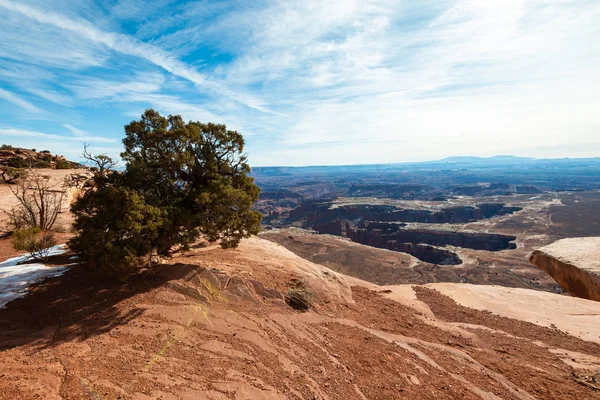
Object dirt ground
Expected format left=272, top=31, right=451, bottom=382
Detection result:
left=1, top=237, right=599, bottom=399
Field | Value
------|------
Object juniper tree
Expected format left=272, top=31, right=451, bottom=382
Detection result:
left=69, top=109, right=261, bottom=279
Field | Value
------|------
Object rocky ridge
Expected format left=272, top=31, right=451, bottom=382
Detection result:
left=0, top=145, right=84, bottom=175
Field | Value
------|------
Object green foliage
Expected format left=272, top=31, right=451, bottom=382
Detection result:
left=7, top=157, right=51, bottom=169
left=13, top=227, right=57, bottom=262
left=1, top=144, right=14, bottom=150
left=32, top=159, right=51, bottom=168
left=69, top=109, right=262, bottom=279
left=69, top=186, right=164, bottom=280
left=55, top=159, right=72, bottom=169
left=0, top=167, right=26, bottom=184
left=8, top=157, right=29, bottom=168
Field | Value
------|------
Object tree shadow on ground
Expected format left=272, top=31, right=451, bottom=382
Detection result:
left=0, top=259, right=202, bottom=351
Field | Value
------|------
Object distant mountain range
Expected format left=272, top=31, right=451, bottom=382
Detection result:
left=253, top=155, right=600, bottom=174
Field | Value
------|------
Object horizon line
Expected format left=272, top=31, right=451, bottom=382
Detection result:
left=251, top=154, right=600, bottom=169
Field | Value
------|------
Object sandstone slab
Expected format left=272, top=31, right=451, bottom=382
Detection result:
left=530, top=237, right=600, bottom=301
left=424, top=282, right=600, bottom=343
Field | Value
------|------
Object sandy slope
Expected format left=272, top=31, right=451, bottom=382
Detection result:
left=0, top=237, right=599, bottom=399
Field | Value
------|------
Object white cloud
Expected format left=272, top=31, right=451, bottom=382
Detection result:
left=62, top=124, right=92, bottom=138
left=0, top=0, right=272, bottom=114
left=218, top=0, right=600, bottom=164
left=66, top=72, right=226, bottom=126
left=0, top=127, right=116, bottom=143
left=0, top=88, right=41, bottom=113
left=69, top=72, right=165, bottom=100
left=23, top=87, right=73, bottom=106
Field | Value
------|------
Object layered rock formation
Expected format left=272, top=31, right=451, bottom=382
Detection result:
left=530, top=237, right=600, bottom=301
left=344, top=223, right=516, bottom=251
left=291, top=202, right=521, bottom=227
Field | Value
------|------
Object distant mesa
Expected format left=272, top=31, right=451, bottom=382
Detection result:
left=530, top=237, right=600, bottom=301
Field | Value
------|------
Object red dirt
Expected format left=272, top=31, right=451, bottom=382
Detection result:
left=0, top=239, right=599, bottom=399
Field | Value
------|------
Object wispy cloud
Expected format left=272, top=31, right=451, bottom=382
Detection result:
left=0, top=0, right=599, bottom=165
left=215, top=0, right=600, bottom=164
left=24, top=87, right=73, bottom=106
left=0, top=88, right=41, bottom=113
left=0, top=0, right=271, bottom=114
left=0, top=127, right=116, bottom=143
left=68, top=72, right=165, bottom=100
left=0, top=128, right=122, bottom=161
left=62, top=124, right=93, bottom=138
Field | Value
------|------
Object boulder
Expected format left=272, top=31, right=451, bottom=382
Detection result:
left=530, top=237, right=600, bottom=301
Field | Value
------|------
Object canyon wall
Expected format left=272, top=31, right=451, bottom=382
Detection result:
left=290, top=202, right=521, bottom=227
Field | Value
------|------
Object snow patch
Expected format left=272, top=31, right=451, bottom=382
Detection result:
left=0, top=245, right=68, bottom=309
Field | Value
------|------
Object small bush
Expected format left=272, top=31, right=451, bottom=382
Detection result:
left=8, top=157, right=29, bottom=168
left=32, top=159, right=51, bottom=168
left=55, top=159, right=72, bottom=169
left=13, top=227, right=57, bottom=262
left=0, top=167, right=26, bottom=184
left=1, top=144, right=14, bottom=150
left=286, top=278, right=315, bottom=311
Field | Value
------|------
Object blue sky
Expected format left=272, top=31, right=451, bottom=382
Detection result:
left=0, top=0, right=599, bottom=166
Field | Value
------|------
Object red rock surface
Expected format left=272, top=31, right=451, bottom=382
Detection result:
left=1, top=238, right=599, bottom=399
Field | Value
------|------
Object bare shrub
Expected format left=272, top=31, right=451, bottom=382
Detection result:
left=12, top=227, right=57, bottom=262
left=83, top=143, right=118, bottom=173
left=6, top=170, right=67, bottom=231
left=65, top=173, right=92, bottom=189
left=5, top=206, right=30, bottom=231
left=286, top=278, right=316, bottom=311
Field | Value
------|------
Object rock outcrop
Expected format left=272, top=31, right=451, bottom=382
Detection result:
left=530, top=237, right=600, bottom=301
left=0, top=145, right=84, bottom=172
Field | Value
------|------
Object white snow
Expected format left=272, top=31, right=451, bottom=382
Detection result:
left=0, top=245, right=68, bottom=309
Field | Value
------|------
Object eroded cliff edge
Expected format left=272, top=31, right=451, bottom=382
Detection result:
left=530, top=237, right=600, bottom=301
